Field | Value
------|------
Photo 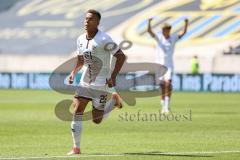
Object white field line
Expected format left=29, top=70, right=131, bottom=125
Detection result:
left=0, top=151, right=240, bottom=160
left=0, top=154, right=124, bottom=160
left=155, top=150, right=240, bottom=155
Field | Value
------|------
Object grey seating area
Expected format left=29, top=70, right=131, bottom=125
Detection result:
left=0, top=0, right=21, bottom=12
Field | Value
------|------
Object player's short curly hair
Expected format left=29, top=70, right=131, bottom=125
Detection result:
left=87, top=9, right=101, bottom=21
left=162, top=23, right=172, bottom=29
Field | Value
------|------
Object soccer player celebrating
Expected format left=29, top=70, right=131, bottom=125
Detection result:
left=147, top=17, right=188, bottom=113
left=67, top=9, right=126, bottom=155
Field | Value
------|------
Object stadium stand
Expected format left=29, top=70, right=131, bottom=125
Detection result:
left=0, top=0, right=20, bottom=12
left=223, top=43, right=240, bottom=55
left=0, top=0, right=240, bottom=76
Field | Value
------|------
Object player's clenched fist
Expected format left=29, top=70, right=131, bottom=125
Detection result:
left=68, top=74, right=74, bottom=84
left=106, top=76, right=116, bottom=88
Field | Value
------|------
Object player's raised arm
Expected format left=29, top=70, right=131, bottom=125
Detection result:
left=106, top=49, right=126, bottom=88
left=178, top=18, right=189, bottom=39
left=68, top=55, right=84, bottom=84
left=147, top=18, right=156, bottom=38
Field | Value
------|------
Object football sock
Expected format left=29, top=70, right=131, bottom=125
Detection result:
left=161, top=99, right=164, bottom=107
left=164, top=96, right=170, bottom=111
left=71, top=113, right=82, bottom=148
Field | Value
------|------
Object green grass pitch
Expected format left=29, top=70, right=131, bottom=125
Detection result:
left=0, top=89, right=240, bottom=160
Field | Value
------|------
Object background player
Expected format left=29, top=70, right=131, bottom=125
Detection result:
left=67, top=9, right=126, bottom=155
left=147, top=17, right=188, bottom=113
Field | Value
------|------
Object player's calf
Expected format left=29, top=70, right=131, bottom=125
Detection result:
left=160, top=81, right=166, bottom=99
left=68, top=97, right=89, bottom=155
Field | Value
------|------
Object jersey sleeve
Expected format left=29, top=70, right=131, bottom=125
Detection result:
left=104, top=36, right=120, bottom=55
left=76, top=37, right=83, bottom=56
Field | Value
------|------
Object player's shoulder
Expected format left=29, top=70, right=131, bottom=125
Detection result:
left=156, top=32, right=163, bottom=40
left=77, top=33, right=86, bottom=41
left=96, top=30, right=113, bottom=42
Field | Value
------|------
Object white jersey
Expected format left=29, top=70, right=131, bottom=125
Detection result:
left=76, top=30, right=119, bottom=89
left=154, top=33, right=179, bottom=68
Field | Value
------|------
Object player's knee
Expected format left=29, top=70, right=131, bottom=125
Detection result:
left=167, top=84, right=172, bottom=91
left=74, top=106, right=84, bottom=114
left=92, top=118, right=102, bottom=124
left=160, top=81, right=165, bottom=86
left=73, top=103, right=84, bottom=114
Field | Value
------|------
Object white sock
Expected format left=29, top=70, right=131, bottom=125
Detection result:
left=161, top=99, right=164, bottom=107
left=71, top=113, right=82, bottom=148
left=103, top=98, right=116, bottom=118
left=164, top=96, right=170, bottom=111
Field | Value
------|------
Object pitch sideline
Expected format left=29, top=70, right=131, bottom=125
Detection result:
left=0, top=150, right=240, bottom=160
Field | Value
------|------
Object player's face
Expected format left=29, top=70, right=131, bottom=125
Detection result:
left=162, top=28, right=171, bottom=37
left=84, top=13, right=99, bottom=32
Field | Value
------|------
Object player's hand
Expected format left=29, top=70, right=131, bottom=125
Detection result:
left=106, top=76, right=116, bottom=88
left=148, top=18, right=153, bottom=22
left=68, top=74, right=74, bottom=84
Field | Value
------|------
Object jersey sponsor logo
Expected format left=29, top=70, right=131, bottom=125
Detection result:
left=83, top=50, right=92, bottom=60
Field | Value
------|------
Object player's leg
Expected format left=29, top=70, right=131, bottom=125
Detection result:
left=103, top=92, right=122, bottom=119
left=68, top=86, right=91, bottom=155
left=164, top=80, right=172, bottom=113
left=92, top=108, right=104, bottom=124
left=162, top=68, right=173, bottom=113
left=160, top=81, right=165, bottom=108
left=166, top=80, right=172, bottom=98
left=68, top=97, right=89, bottom=155
left=91, top=93, right=107, bottom=124
left=111, top=92, right=123, bottom=109
left=92, top=92, right=122, bottom=123
left=157, top=67, right=166, bottom=108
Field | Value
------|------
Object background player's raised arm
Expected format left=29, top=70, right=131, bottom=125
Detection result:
left=178, top=19, right=189, bottom=39
left=68, top=55, right=84, bottom=84
left=147, top=18, right=156, bottom=38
